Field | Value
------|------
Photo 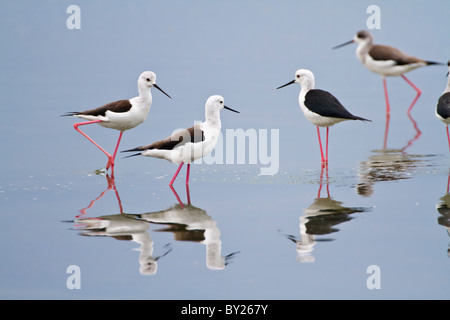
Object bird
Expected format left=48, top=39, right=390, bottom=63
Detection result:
left=436, top=60, right=450, bottom=151
left=333, top=30, right=443, bottom=114
left=62, top=71, right=171, bottom=171
left=121, top=95, right=239, bottom=186
left=277, top=69, right=370, bottom=165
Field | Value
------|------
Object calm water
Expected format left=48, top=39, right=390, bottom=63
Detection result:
left=1, top=1, right=449, bottom=300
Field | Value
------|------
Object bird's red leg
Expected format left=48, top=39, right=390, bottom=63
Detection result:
left=447, top=125, right=450, bottom=152
left=325, top=127, right=329, bottom=163
left=186, top=183, right=191, bottom=205
left=186, top=164, right=191, bottom=185
left=169, top=162, right=184, bottom=186
left=383, top=78, right=391, bottom=114
left=316, top=127, right=325, bottom=164
left=73, top=120, right=113, bottom=170
left=109, top=131, right=123, bottom=170
left=382, top=78, right=391, bottom=149
left=169, top=185, right=184, bottom=208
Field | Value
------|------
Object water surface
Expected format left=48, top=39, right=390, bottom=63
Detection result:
left=0, top=1, right=449, bottom=300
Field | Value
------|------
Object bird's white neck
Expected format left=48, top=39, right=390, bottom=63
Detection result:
left=444, top=76, right=450, bottom=94
left=137, top=85, right=152, bottom=105
left=356, top=40, right=372, bottom=63
left=205, top=108, right=222, bottom=129
left=299, top=77, right=315, bottom=96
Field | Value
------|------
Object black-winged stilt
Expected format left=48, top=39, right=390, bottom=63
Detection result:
left=333, top=30, right=443, bottom=115
left=62, top=71, right=171, bottom=171
left=121, top=95, right=239, bottom=186
left=277, top=69, right=370, bottom=165
left=436, top=61, right=450, bottom=151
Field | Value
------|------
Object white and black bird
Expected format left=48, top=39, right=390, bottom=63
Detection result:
left=333, top=30, right=443, bottom=114
left=122, top=95, right=239, bottom=186
left=62, top=71, right=171, bottom=171
left=277, top=69, right=370, bottom=164
left=436, top=60, right=450, bottom=151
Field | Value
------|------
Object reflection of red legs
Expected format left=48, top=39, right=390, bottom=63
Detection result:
left=401, top=113, right=422, bottom=152
left=170, top=185, right=184, bottom=208
left=446, top=126, right=450, bottom=152
left=169, top=183, right=192, bottom=208
left=401, top=74, right=421, bottom=115
left=382, top=76, right=422, bottom=150
left=73, top=120, right=123, bottom=171
left=75, top=174, right=123, bottom=221
left=317, top=164, right=330, bottom=198
left=382, top=78, right=391, bottom=149
left=447, top=167, right=450, bottom=194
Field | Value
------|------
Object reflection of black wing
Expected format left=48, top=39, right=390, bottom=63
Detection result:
left=437, top=203, right=450, bottom=228
left=154, top=223, right=205, bottom=242
left=305, top=212, right=353, bottom=235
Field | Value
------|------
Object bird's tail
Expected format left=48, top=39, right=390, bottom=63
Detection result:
left=122, top=152, right=142, bottom=159
left=425, top=61, right=445, bottom=66
left=355, top=116, right=372, bottom=122
left=60, top=112, right=80, bottom=117
left=121, top=146, right=144, bottom=153
left=121, top=146, right=145, bottom=159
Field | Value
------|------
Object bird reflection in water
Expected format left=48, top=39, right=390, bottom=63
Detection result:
left=383, top=106, right=422, bottom=151
left=435, top=170, right=450, bottom=257
left=72, top=174, right=171, bottom=275
left=285, top=166, right=370, bottom=263
left=71, top=175, right=237, bottom=273
left=137, top=185, right=239, bottom=270
left=356, top=148, right=430, bottom=197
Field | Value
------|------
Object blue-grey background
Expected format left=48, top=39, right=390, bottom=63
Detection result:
left=0, top=0, right=449, bottom=299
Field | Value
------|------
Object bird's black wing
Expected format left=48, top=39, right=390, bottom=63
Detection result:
left=437, top=92, right=450, bottom=119
left=305, top=89, right=369, bottom=121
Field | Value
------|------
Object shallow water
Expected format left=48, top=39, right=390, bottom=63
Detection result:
left=1, top=1, right=449, bottom=300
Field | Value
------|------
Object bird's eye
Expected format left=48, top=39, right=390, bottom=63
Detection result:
left=296, top=75, right=301, bottom=78
left=220, top=101, right=223, bottom=104
left=146, top=78, right=150, bottom=82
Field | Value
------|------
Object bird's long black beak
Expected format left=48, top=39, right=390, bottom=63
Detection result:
left=224, top=105, right=240, bottom=113
left=332, top=39, right=354, bottom=49
left=276, top=79, right=295, bottom=90
left=154, top=84, right=172, bottom=99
